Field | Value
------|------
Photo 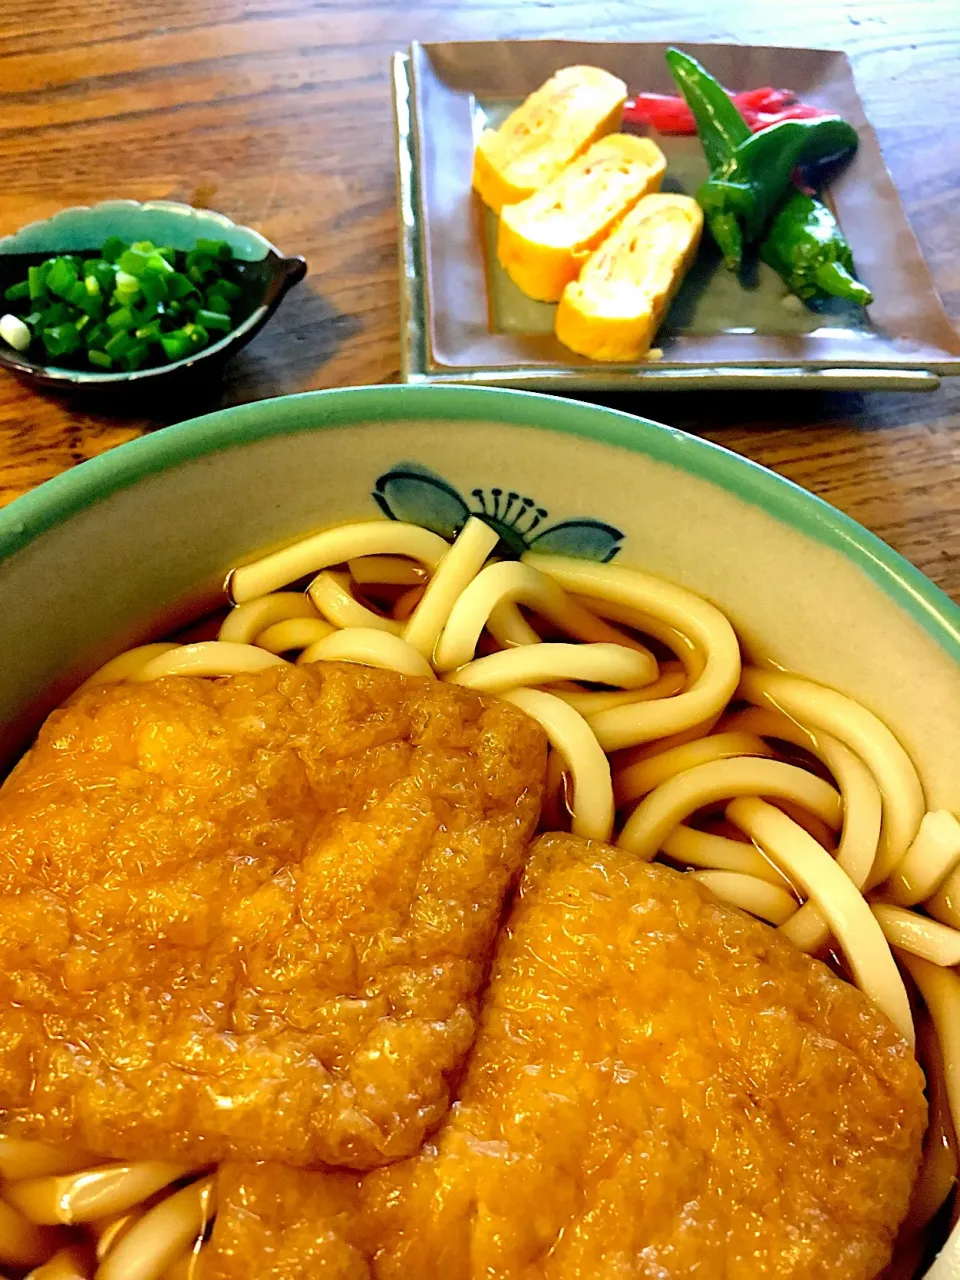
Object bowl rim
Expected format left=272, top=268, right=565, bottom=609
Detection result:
left=0, top=198, right=281, bottom=259
left=1, top=383, right=958, bottom=662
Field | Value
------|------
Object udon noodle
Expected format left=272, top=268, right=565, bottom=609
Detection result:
left=3, top=514, right=959, bottom=1279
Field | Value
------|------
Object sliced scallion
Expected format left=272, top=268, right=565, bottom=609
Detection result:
left=0, top=238, right=244, bottom=371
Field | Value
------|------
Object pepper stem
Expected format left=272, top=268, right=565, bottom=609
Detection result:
left=814, top=260, right=873, bottom=306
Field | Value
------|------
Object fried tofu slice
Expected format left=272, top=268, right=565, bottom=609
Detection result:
left=497, top=134, right=666, bottom=302
left=210, top=833, right=926, bottom=1279
left=555, top=192, right=703, bottom=360
left=0, top=664, right=546, bottom=1170
left=472, top=66, right=627, bottom=214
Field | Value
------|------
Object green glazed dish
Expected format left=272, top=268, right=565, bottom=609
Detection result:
left=0, top=199, right=306, bottom=392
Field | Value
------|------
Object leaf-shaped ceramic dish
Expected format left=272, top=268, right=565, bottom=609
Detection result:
left=0, top=200, right=306, bottom=393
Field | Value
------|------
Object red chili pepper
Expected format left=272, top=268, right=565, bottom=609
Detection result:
left=732, top=87, right=798, bottom=113
left=623, top=87, right=828, bottom=135
left=622, top=92, right=696, bottom=132
left=751, top=104, right=824, bottom=125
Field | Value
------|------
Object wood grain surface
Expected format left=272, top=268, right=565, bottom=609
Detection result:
left=1, top=0, right=958, bottom=595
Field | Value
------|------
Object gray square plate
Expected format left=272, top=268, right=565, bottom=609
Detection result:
left=392, top=41, right=960, bottom=392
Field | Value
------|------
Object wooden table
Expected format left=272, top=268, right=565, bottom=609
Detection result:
left=2, top=0, right=958, bottom=594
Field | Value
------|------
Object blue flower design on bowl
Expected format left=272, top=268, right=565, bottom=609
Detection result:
left=373, top=462, right=623, bottom=561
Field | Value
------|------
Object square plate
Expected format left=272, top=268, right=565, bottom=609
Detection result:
left=392, top=41, right=960, bottom=392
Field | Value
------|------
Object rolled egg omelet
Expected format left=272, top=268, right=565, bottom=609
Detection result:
left=497, top=134, right=667, bottom=303
left=472, top=65, right=628, bottom=214
left=555, top=192, right=704, bottom=361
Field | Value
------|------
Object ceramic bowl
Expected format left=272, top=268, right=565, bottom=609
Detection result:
left=0, top=199, right=306, bottom=392
left=0, top=383, right=957, bottom=1272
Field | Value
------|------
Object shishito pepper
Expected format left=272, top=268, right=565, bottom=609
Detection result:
left=695, top=116, right=860, bottom=270
left=665, top=48, right=860, bottom=271
left=759, top=191, right=873, bottom=305
left=664, top=48, right=751, bottom=171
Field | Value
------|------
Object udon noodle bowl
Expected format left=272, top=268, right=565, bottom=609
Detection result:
left=2, top=515, right=958, bottom=1279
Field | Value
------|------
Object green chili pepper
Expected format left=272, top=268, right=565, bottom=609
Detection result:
left=759, top=190, right=873, bottom=306
left=664, top=47, right=751, bottom=171
left=697, top=116, right=860, bottom=269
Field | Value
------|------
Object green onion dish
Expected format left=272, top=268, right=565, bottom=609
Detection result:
left=0, top=238, right=247, bottom=372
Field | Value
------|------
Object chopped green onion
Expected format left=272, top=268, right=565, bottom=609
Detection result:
left=63, top=282, right=101, bottom=320
left=187, top=248, right=217, bottom=274
left=39, top=302, right=72, bottom=327
left=101, top=236, right=126, bottom=263
left=121, top=340, right=150, bottom=371
left=196, top=308, right=231, bottom=332
left=0, top=313, right=31, bottom=352
left=0, top=235, right=245, bottom=372
left=46, top=258, right=79, bottom=300
left=195, top=238, right=233, bottom=260
left=140, top=275, right=169, bottom=307
left=104, top=330, right=135, bottom=359
left=159, top=329, right=195, bottom=361
left=166, top=272, right=195, bottom=300
left=90, top=261, right=116, bottom=292
left=135, top=318, right=163, bottom=342
left=117, top=248, right=152, bottom=278
left=106, top=307, right=135, bottom=332
left=146, top=253, right=173, bottom=276
left=86, top=322, right=111, bottom=349
left=42, top=323, right=83, bottom=358
left=27, top=266, right=46, bottom=301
